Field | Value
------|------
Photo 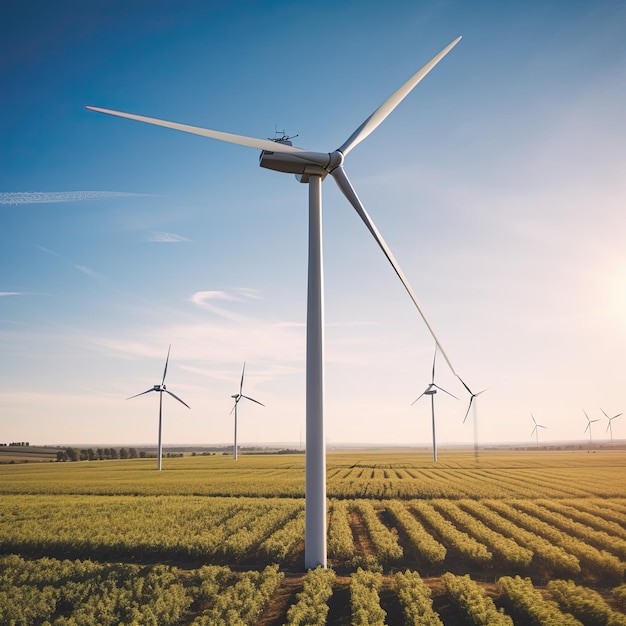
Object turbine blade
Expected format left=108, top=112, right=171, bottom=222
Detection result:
left=457, top=376, right=472, bottom=396
left=230, top=400, right=238, bottom=415
left=433, top=384, right=458, bottom=400
left=86, top=106, right=312, bottom=155
left=164, top=389, right=190, bottom=409
left=162, top=344, right=171, bottom=386
left=531, top=413, right=537, bottom=425
left=411, top=391, right=427, bottom=405
left=462, top=399, right=473, bottom=423
left=431, top=346, right=437, bottom=384
left=338, top=36, right=462, bottom=156
left=127, top=388, right=155, bottom=400
left=240, top=362, right=246, bottom=395
left=241, top=394, right=265, bottom=407
left=331, top=165, right=456, bottom=374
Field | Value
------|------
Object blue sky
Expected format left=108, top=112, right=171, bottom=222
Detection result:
left=2, top=0, right=625, bottom=447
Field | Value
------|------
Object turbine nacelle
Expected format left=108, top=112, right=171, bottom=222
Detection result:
left=259, top=148, right=344, bottom=182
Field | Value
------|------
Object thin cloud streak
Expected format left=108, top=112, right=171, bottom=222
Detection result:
left=75, top=265, right=106, bottom=281
left=0, top=191, right=147, bottom=205
left=147, top=231, right=190, bottom=242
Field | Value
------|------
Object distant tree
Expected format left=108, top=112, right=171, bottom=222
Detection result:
left=56, top=450, right=68, bottom=462
left=110, top=448, right=119, bottom=459
left=96, top=448, right=104, bottom=460
left=87, top=448, right=96, bottom=461
left=66, top=447, right=79, bottom=462
left=139, top=451, right=146, bottom=458
left=79, top=449, right=88, bottom=461
left=119, top=447, right=129, bottom=459
left=128, top=448, right=138, bottom=459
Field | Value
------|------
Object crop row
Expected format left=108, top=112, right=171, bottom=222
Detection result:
left=4, top=452, right=626, bottom=499
left=1, top=495, right=625, bottom=580
left=2, top=556, right=625, bottom=625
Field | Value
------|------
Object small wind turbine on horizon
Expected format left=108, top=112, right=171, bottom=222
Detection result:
left=530, top=413, right=546, bottom=447
left=583, top=410, right=600, bottom=444
left=601, top=408, right=622, bottom=443
left=127, top=345, right=190, bottom=471
left=459, top=378, right=487, bottom=460
left=230, top=362, right=264, bottom=461
left=411, top=346, right=457, bottom=462
left=88, top=36, right=464, bottom=568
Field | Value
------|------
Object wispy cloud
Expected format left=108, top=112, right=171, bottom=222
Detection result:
left=0, top=191, right=146, bottom=205
left=34, top=244, right=59, bottom=256
left=75, top=265, right=106, bottom=281
left=191, top=290, right=241, bottom=304
left=146, top=231, right=190, bottom=243
left=0, top=291, right=51, bottom=297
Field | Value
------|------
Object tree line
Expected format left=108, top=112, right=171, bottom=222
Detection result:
left=56, top=447, right=141, bottom=462
left=55, top=447, right=185, bottom=461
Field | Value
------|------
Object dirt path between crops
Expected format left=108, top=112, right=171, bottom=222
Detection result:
left=348, top=507, right=376, bottom=558
left=257, top=573, right=303, bottom=626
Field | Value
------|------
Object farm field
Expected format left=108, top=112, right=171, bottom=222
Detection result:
left=1, top=449, right=625, bottom=624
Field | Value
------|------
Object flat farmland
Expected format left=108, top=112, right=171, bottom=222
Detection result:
left=1, top=449, right=625, bottom=625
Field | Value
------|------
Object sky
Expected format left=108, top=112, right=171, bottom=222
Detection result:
left=1, top=0, right=625, bottom=447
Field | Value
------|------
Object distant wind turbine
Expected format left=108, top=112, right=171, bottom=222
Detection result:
left=459, top=378, right=487, bottom=459
left=230, top=362, right=264, bottom=461
left=601, top=408, right=622, bottom=443
left=127, top=345, right=190, bottom=470
left=88, top=36, right=462, bottom=568
left=583, top=410, right=600, bottom=444
left=412, top=346, right=457, bottom=462
left=530, top=413, right=546, bottom=447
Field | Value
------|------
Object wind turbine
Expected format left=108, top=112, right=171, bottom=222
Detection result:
left=459, top=378, right=487, bottom=460
left=230, top=362, right=264, bottom=460
left=411, top=346, right=457, bottom=462
left=583, top=410, right=600, bottom=444
left=530, top=413, right=546, bottom=447
left=88, top=36, right=462, bottom=568
left=601, top=408, right=622, bottom=443
left=127, top=345, right=190, bottom=470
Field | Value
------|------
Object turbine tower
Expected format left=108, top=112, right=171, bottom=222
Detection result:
left=88, top=37, right=462, bottom=568
left=411, top=346, right=457, bottom=462
left=601, top=408, right=622, bottom=443
left=530, top=413, right=546, bottom=447
left=127, top=345, right=190, bottom=470
left=230, top=362, right=264, bottom=460
left=583, top=410, right=600, bottom=444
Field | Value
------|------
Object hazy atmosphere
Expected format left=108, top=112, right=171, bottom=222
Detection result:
left=2, top=0, right=625, bottom=446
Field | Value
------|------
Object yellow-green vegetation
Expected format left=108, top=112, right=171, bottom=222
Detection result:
left=1, top=449, right=625, bottom=624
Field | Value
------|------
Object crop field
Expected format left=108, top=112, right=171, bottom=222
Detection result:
left=1, top=449, right=625, bottom=624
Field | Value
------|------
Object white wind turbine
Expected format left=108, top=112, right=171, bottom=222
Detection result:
left=411, top=346, right=457, bottom=462
left=88, top=36, right=462, bottom=568
left=459, top=378, right=487, bottom=460
left=230, top=362, right=264, bottom=461
left=601, top=408, right=622, bottom=443
left=583, top=410, right=600, bottom=444
left=127, top=345, right=190, bottom=470
left=530, top=413, right=546, bottom=447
